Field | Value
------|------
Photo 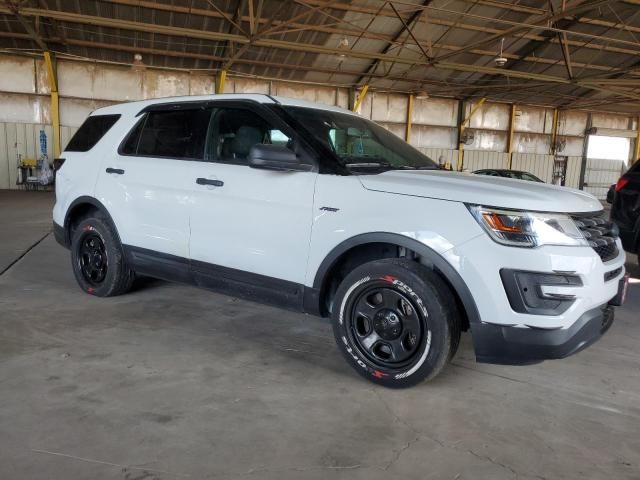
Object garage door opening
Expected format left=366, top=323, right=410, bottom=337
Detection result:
left=584, top=135, right=630, bottom=199
left=587, top=135, right=630, bottom=162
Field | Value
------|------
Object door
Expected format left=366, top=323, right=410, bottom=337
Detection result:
left=95, top=106, right=212, bottom=279
left=189, top=104, right=317, bottom=307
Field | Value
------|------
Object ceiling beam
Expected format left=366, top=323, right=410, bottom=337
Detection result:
left=0, top=27, right=620, bottom=76
left=101, top=0, right=640, bottom=40
left=27, top=1, right=640, bottom=68
left=205, top=0, right=247, bottom=37
left=467, top=17, right=581, bottom=97
left=299, top=0, right=639, bottom=49
left=551, top=0, right=574, bottom=79
left=4, top=0, right=47, bottom=50
left=98, top=0, right=640, bottom=58
left=7, top=33, right=630, bottom=107
left=0, top=31, right=458, bottom=87
left=389, top=2, right=431, bottom=61
left=221, top=0, right=322, bottom=70
left=37, top=0, right=67, bottom=45
left=0, top=6, right=510, bottom=67
left=356, top=0, right=431, bottom=85
left=430, top=0, right=617, bottom=62
left=3, top=5, right=640, bottom=102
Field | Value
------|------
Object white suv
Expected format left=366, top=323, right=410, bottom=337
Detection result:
left=53, top=94, right=627, bottom=388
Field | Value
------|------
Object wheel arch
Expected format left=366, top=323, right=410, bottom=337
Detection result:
left=63, top=196, right=122, bottom=248
left=311, top=233, right=481, bottom=327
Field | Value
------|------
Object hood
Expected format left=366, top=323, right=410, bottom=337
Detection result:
left=358, top=170, right=602, bottom=213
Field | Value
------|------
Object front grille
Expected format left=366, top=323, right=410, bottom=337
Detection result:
left=571, top=212, right=619, bottom=262
left=604, top=267, right=623, bottom=282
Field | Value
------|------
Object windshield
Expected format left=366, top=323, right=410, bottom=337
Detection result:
left=282, top=106, right=438, bottom=171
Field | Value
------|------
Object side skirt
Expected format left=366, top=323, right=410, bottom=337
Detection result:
left=123, top=245, right=321, bottom=315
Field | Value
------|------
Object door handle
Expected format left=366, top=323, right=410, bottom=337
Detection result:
left=196, top=177, right=224, bottom=187
left=106, top=168, right=125, bottom=175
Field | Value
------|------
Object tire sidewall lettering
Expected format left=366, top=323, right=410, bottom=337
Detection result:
left=342, top=336, right=367, bottom=370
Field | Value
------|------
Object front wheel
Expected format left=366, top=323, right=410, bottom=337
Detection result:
left=331, top=258, right=460, bottom=388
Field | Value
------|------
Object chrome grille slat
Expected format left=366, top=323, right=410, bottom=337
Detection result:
left=571, top=212, right=619, bottom=262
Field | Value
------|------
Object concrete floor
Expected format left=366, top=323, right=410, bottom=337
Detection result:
left=1, top=190, right=639, bottom=480
left=0, top=190, right=53, bottom=274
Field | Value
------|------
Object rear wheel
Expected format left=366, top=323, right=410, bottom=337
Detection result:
left=70, top=216, right=134, bottom=297
left=331, top=258, right=460, bottom=388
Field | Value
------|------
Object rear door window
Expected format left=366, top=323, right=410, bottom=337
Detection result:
left=121, top=108, right=212, bottom=160
left=66, top=114, right=121, bottom=152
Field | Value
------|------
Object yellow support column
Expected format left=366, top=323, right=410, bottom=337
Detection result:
left=43, top=51, right=60, bottom=158
left=458, top=98, right=486, bottom=171
left=215, top=70, right=227, bottom=94
left=405, top=94, right=414, bottom=143
left=353, top=84, right=369, bottom=113
left=507, top=104, right=516, bottom=169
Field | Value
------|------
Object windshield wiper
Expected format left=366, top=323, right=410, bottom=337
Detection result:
left=344, top=162, right=393, bottom=170
left=344, top=162, right=435, bottom=171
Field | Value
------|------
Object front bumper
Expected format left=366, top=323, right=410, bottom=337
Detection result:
left=443, top=233, right=626, bottom=331
left=472, top=304, right=614, bottom=365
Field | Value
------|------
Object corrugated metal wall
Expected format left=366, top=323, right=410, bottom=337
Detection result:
left=583, top=158, right=626, bottom=199
left=419, top=148, right=459, bottom=170
left=511, top=154, right=555, bottom=182
left=463, top=151, right=510, bottom=171
left=565, top=156, right=583, bottom=189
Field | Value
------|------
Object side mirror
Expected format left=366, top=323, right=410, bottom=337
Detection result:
left=248, top=144, right=313, bottom=172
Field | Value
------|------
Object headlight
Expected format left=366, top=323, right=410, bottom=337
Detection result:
left=468, top=205, right=588, bottom=248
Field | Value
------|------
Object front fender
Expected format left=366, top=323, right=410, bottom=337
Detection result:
left=311, top=232, right=481, bottom=325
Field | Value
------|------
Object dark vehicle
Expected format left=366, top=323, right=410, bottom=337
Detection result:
left=611, top=160, right=640, bottom=258
left=607, top=184, right=615, bottom=204
left=473, top=169, right=544, bottom=183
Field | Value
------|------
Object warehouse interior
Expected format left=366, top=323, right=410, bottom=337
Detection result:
left=0, top=0, right=639, bottom=478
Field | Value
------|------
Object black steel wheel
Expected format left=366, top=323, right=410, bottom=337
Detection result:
left=348, top=284, right=426, bottom=369
left=70, top=215, right=134, bottom=297
left=77, top=232, right=108, bottom=286
left=331, top=258, right=460, bottom=388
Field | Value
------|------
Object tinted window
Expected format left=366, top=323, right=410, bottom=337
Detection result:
left=504, top=171, right=544, bottom=182
left=132, top=108, right=211, bottom=159
left=475, top=170, right=499, bottom=176
left=206, top=108, right=293, bottom=164
left=120, top=116, right=145, bottom=155
left=66, top=114, right=120, bottom=152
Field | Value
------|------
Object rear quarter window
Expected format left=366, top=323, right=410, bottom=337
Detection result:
left=65, top=114, right=121, bottom=152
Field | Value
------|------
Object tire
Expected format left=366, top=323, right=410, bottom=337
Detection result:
left=331, top=258, right=461, bottom=388
left=70, top=215, right=134, bottom=297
